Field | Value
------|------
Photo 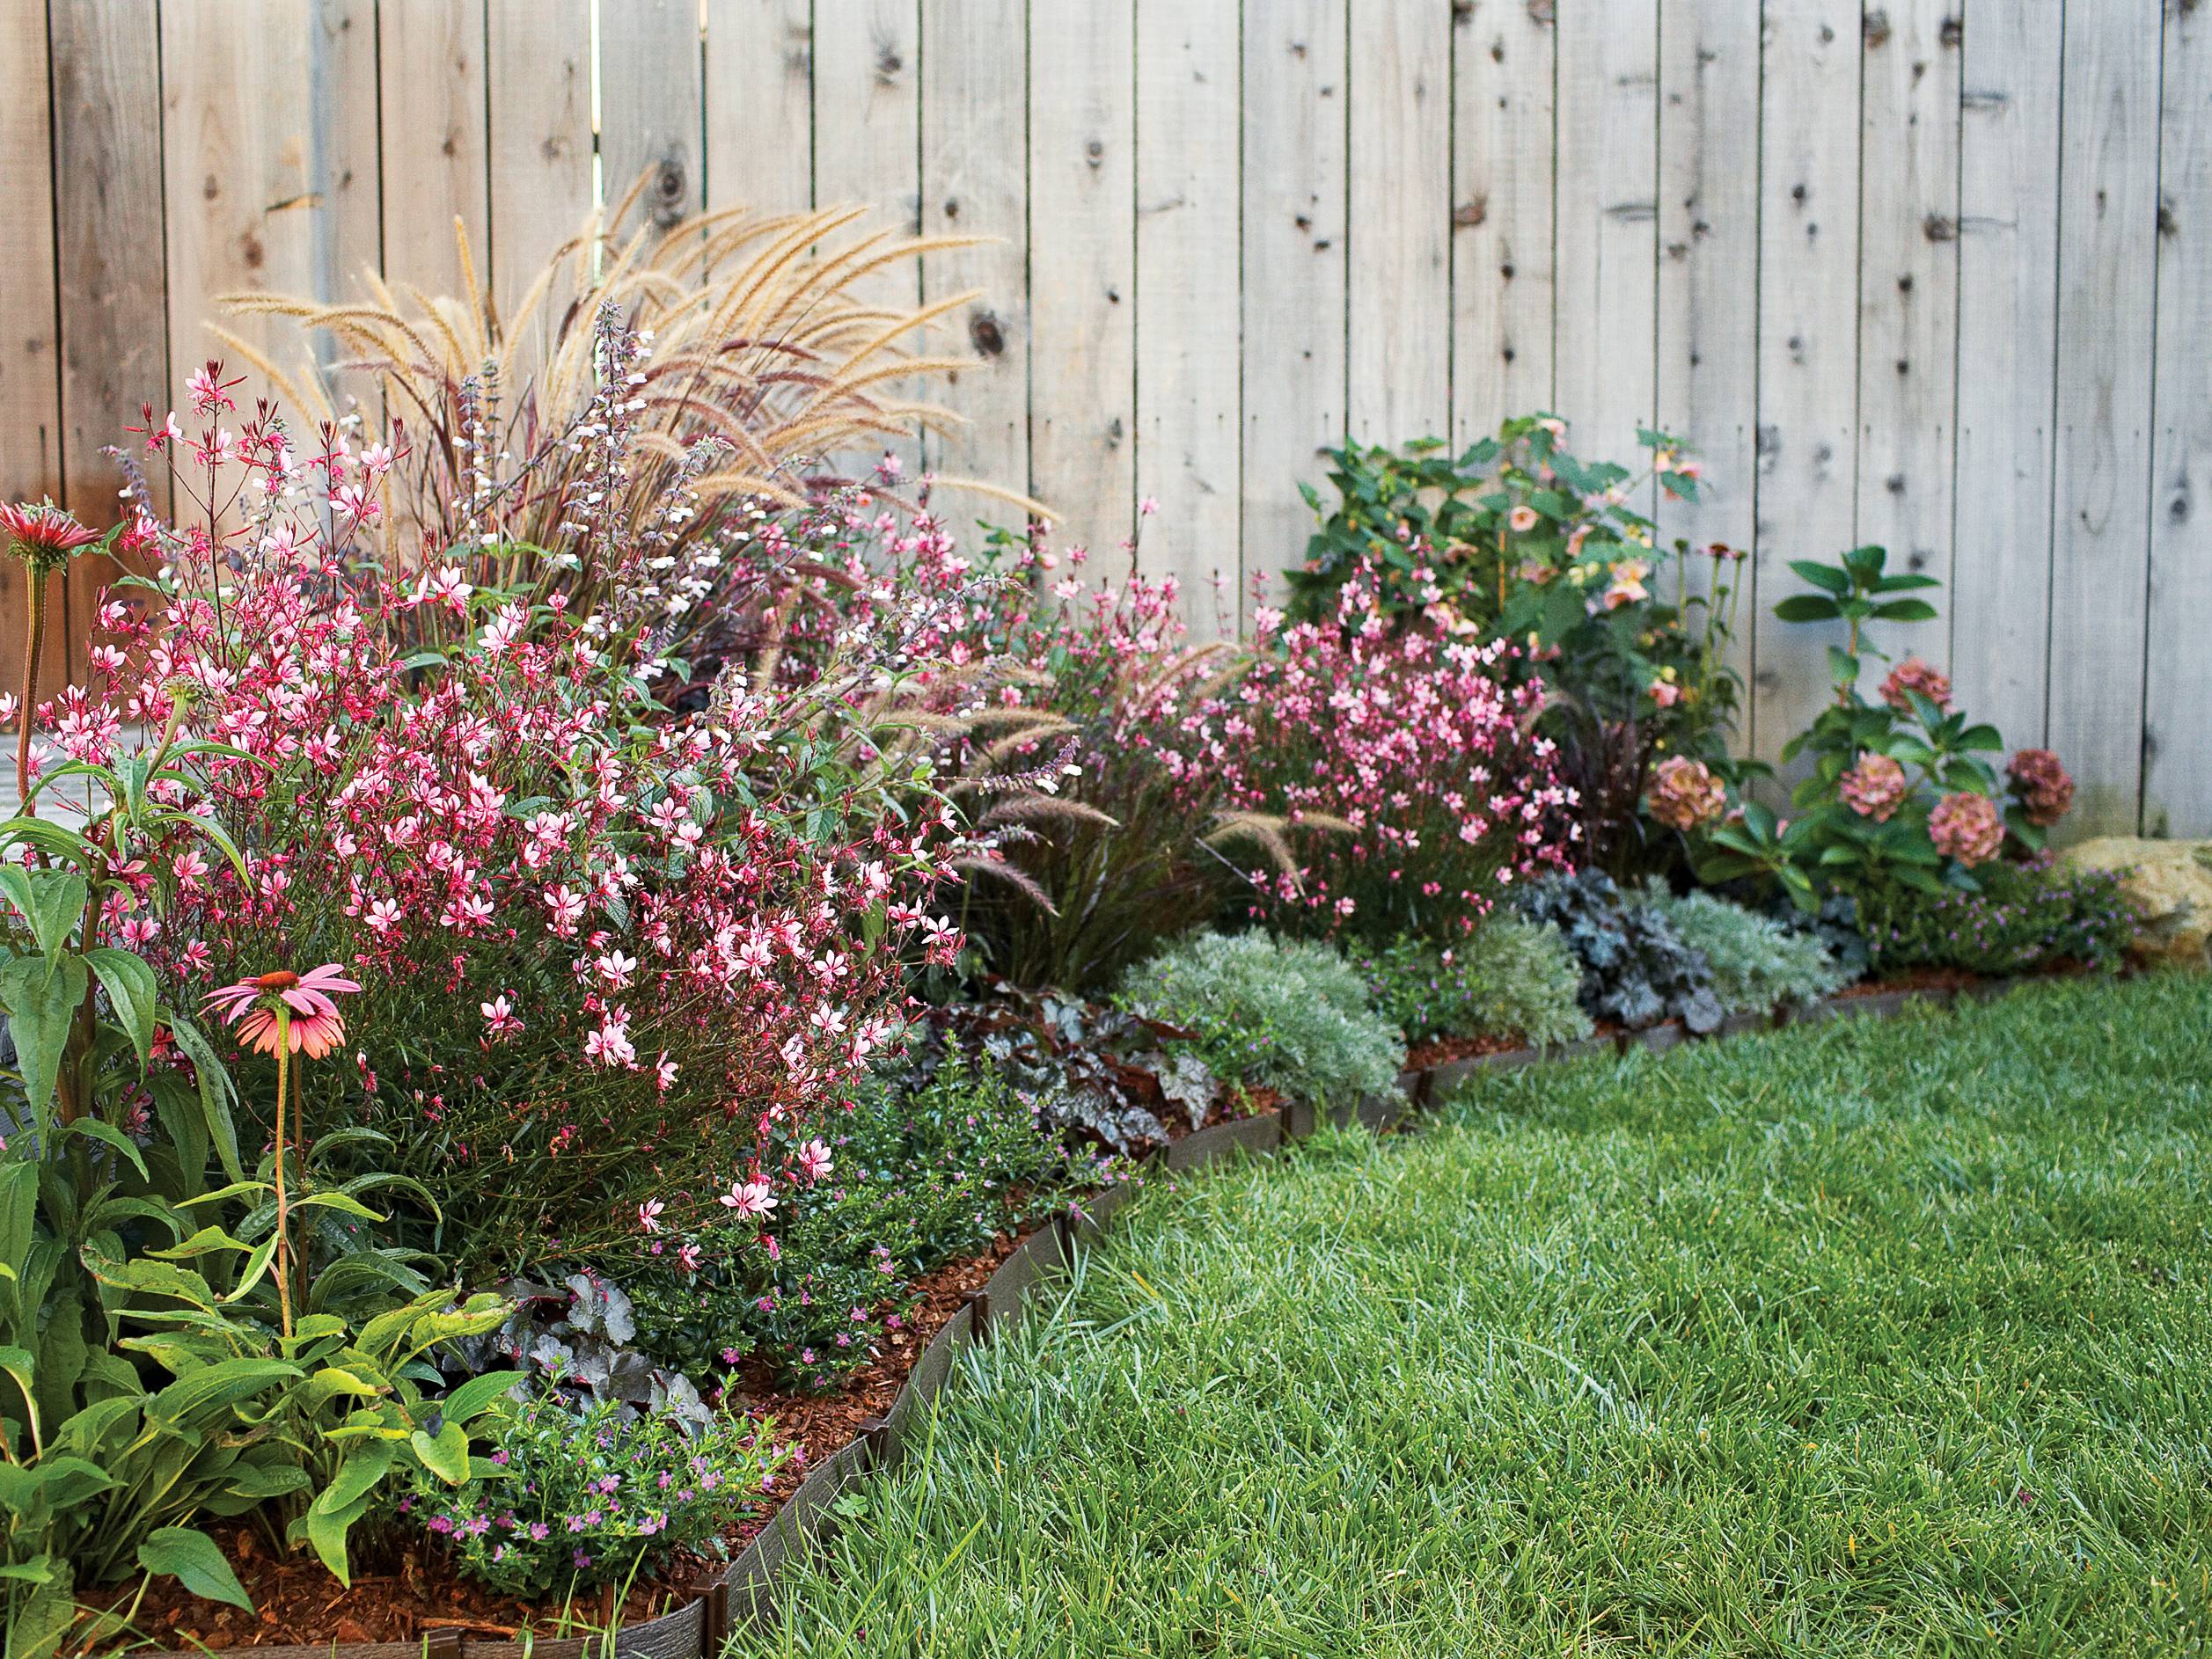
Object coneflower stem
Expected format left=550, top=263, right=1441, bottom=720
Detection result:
left=16, top=559, right=44, bottom=818
left=272, top=1008, right=294, bottom=1340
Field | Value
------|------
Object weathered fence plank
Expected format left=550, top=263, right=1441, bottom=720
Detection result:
left=377, top=0, right=489, bottom=299
left=1451, top=0, right=1557, bottom=440
left=1347, top=0, right=1451, bottom=449
left=705, top=0, right=816, bottom=216
left=2145, top=0, right=2212, bottom=837
left=1029, top=0, right=1136, bottom=559
left=919, top=0, right=1030, bottom=505
left=1556, top=0, right=1659, bottom=485
left=1136, top=0, right=1242, bottom=629
left=813, top=0, right=923, bottom=482
left=1749, top=0, right=1860, bottom=771
left=602, top=0, right=705, bottom=236
left=486, top=0, right=592, bottom=354
left=1854, top=0, right=1960, bottom=632
left=2048, top=1, right=2161, bottom=834
left=1950, top=0, right=2062, bottom=756
left=48, top=0, right=166, bottom=677
left=1656, top=0, right=1759, bottom=663
left=1240, top=0, right=1346, bottom=620
left=160, top=3, right=328, bottom=420
left=0, top=0, right=62, bottom=698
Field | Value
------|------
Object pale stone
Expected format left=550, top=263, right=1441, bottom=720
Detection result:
left=2062, top=837, right=2212, bottom=968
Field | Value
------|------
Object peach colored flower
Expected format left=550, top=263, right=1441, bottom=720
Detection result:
left=1879, top=656, right=1953, bottom=714
left=1649, top=678, right=1681, bottom=709
left=1645, top=755, right=1726, bottom=832
left=1838, top=753, right=1908, bottom=822
left=1603, top=559, right=1651, bottom=610
left=204, top=963, right=362, bottom=1059
left=1509, top=505, right=1540, bottom=533
left=1928, top=791, right=2003, bottom=867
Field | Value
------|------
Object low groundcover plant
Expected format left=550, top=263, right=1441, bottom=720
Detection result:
left=1116, top=931, right=1406, bottom=1106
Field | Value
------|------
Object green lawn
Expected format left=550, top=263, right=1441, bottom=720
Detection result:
left=736, top=974, right=2212, bottom=1657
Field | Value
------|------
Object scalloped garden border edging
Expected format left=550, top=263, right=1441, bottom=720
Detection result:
left=136, top=975, right=2031, bottom=1659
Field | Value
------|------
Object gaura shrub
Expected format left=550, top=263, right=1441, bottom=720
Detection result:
left=1137, top=569, right=1579, bottom=946
left=1116, top=931, right=1405, bottom=1107
left=79, top=357, right=970, bottom=1279
left=1288, top=419, right=1751, bottom=880
left=1637, top=887, right=1847, bottom=1016
left=1351, top=916, right=1592, bottom=1049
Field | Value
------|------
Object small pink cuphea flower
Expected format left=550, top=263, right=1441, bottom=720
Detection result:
left=203, top=964, right=362, bottom=1058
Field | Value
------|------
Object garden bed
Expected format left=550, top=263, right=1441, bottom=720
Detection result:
left=109, top=963, right=2112, bottom=1658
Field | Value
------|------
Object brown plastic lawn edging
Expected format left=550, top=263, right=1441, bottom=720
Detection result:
left=128, top=969, right=2046, bottom=1658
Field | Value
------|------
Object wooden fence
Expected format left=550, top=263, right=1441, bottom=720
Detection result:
left=1, top=1, right=2204, bottom=837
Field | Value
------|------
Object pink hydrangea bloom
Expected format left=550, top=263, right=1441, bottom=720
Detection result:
left=1838, top=753, right=1908, bottom=822
left=1879, top=656, right=1953, bottom=714
left=1644, top=756, right=1726, bottom=833
left=2006, top=747, right=2075, bottom=827
left=1928, top=791, right=2003, bottom=867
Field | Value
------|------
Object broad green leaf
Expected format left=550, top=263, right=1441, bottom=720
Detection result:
left=289, top=1190, right=386, bottom=1224
left=65, top=1118, right=148, bottom=1183
left=82, top=947, right=157, bottom=1071
left=162, top=1011, right=243, bottom=1182
left=138, top=1527, right=253, bottom=1612
left=0, top=954, right=84, bottom=1129
left=437, top=1368, right=522, bottom=1425
left=1787, top=559, right=1851, bottom=596
left=1774, top=594, right=1842, bottom=624
left=302, top=1490, right=372, bottom=1586
left=146, top=1358, right=299, bottom=1427
left=303, top=1366, right=386, bottom=1409
left=1870, top=598, right=1938, bottom=623
left=409, top=1418, right=472, bottom=1485
left=319, top=1438, right=399, bottom=1511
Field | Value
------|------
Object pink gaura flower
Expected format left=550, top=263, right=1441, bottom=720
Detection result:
left=637, top=1198, right=665, bottom=1235
left=203, top=963, right=362, bottom=1059
left=720, top=1177, right=777, bottom=1219
left=796, top=1138, right=833, bottom=1184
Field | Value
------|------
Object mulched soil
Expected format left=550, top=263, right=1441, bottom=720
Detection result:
left=1404, top=1033, right=1531, bottom=1070
left=1832, top=966, right=1982, bottom=999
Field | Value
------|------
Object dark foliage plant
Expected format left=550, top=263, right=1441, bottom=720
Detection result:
left=1513, top=870, right=1725, bottom=1033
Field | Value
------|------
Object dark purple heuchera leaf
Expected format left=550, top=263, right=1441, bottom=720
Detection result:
left=899, top=984, right=1217, bottom=1156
